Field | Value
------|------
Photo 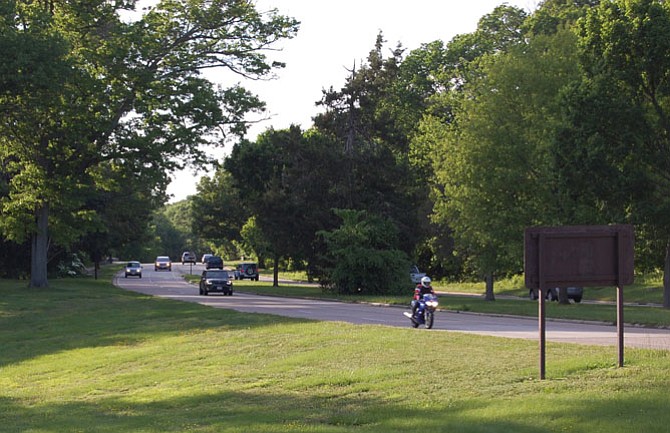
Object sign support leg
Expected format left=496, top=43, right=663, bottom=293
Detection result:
left=539, top=288, right=546, bottom=380
left=617, top=285, right=624, bottom=367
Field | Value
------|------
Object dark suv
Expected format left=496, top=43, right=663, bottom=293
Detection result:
left=205, top=255, right=224, bottom=269
left=235, top=262, right=259, bottom=281
left=199, top=270, right=233, bottom=296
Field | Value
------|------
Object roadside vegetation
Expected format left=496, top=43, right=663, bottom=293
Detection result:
left=2, top=270, right=670, bottom=432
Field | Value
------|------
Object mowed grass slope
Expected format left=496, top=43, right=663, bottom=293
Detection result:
left=2, top=271, right=670, bottom=432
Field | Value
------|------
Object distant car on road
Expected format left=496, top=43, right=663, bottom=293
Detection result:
left=125, top=261, right=142, bottom=278
left=154, top=256, right=172, bottom=271
left=199, top=269, right=233, bottom=296
left=410, top=265, right=426, bottom=285
left=205, top=255, right=224, bottom=269
left=529, top=287, right=583, bottom=303
left=201, top=254, right=213, bottom=265
left=181, top=251, right=196, bottom=265
left=235, top=262, right=259, bottom=281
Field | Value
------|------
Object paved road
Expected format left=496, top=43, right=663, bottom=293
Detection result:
left=115, top=263, right=670, bottom=351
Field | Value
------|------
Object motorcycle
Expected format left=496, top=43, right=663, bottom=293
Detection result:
left=403, top=293, right=439, bottom=329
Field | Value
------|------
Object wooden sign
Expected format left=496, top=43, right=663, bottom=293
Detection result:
left=524, top=224, right=634, bottom=379
left=525, top=224, right=634, bottom=290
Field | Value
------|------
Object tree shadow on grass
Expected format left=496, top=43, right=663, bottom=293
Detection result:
left=0, top=277, right=310, bottom=367
left=2, top=386, right=670, bottom=432
left=0, top=393, right=545, bottom=433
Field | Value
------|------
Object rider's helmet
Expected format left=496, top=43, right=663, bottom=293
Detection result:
left=421, top=276, right=432, bottom=288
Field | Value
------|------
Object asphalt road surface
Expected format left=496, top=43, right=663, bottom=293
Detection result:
left=115, top=263, right=670, bottom=351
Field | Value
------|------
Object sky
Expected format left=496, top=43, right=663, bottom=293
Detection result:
left=166, top=0, right=536, bottom=202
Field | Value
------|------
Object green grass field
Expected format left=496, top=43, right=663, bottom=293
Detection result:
left=2, top=268, right=670, bottom=432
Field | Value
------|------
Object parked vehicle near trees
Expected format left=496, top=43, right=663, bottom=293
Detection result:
left=235, top=262, right=259, bottom=281
left=529, top=287, right=583, bottom=303
left=410, top=265, right=426, bottom=285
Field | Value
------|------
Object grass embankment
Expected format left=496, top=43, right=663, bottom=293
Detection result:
left=2, top=268, right=670, bottom=432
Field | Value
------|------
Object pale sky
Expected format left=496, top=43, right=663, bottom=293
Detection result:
left=167, top=0, right=536, bottom=202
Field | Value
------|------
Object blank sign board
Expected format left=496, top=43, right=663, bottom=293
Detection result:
left=525, top=225, right=634, bottom=289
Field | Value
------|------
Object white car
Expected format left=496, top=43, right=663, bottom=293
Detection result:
left=410, top=265, right=426, bottom=284
left=181, top=251, right=196, bottom=264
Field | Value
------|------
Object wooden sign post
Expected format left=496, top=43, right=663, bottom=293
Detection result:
left=524, top=225, right=634, bottom=379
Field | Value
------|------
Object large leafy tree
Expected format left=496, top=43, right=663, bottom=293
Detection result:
left=405, top=5, right=530, bottom=278
left=191, top=169, right=249, bottom=256
left=0, top=0, right=298, bottom=287
left=314, top=33, right=422, bottom=256
left=225, top=126, right=342, bottom=285
left=570, top=0, right=670, bottom=306
left=427, top=27, right=582, bottom=299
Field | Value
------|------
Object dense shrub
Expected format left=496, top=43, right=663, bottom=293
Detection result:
left=317, top=209, right=411, bottom=295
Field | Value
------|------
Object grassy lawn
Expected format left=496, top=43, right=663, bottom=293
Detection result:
left=2, top=269, right=670, bottom=432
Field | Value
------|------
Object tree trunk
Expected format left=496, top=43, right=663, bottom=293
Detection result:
left=273, top=254, right=279, bottom=287
left=558, top=287, right=570, bottom=304
left=664, top=240, right=670, bottom=309
left=30, top=203, right=49, bottom=288
left=484, top=272, right=495, bottom=301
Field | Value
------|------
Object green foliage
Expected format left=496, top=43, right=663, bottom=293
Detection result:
left=55, top=253, right=88, bottom=278
left=428, top=28, right=582, bottom=280
left=225, top=126, right=345, bottom=278
left=524, top=0, right=598, bottom=35
left=150, top=211, right=187, bottom=260
left=314, top=35, right=425, bottom=260
left=569, top=1, right=670, bottom=300
left=190, top=171, right=248, bottom=257
left=239, top=216, right=271, bottom=264
left=318, top=209, right=410, bottom=295
left=0, top=0, right=299, bottom=286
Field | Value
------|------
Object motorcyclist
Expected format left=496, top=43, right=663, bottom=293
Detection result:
left=411, top=276, right=435, bottom=318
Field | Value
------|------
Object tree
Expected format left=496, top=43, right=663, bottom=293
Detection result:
left=314, top=33, right=423, bottom=257
left=427, top=28, right=582, bottom=300
left=77, top=165, right=163, bottom=276
left=191, top=170, right=249, bottom=257
left=226, top=126, right=313, bottom=285
left=239, top=216, right=271, bottom=266
left=0, top=0, right=298, bottom=287
left=571, top=0, right=670, bottom=306
left=404, top=5, right=529, bottom=278
left=317, top=209, right=410, bottom=295
left=524, top=0, right=600, bottom=35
